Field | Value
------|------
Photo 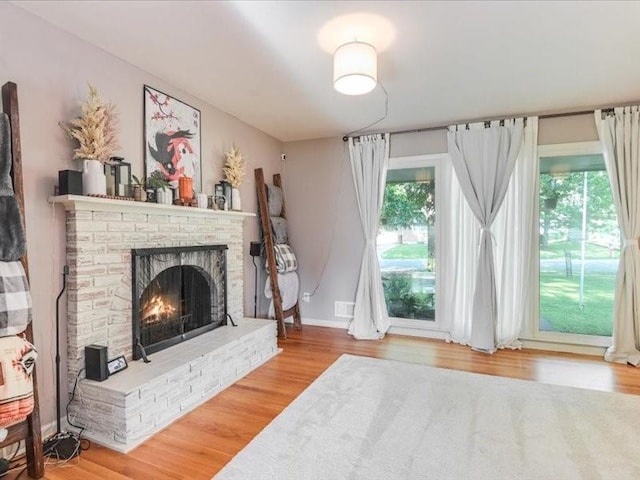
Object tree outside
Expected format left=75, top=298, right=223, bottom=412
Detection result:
left=378, top=177, right=435, bottom=320
left=378, top=161, right=618, bottom=333
left=539, top=168, right=618, bottom=336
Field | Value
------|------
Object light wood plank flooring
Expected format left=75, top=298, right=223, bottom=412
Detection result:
left=12, top=325, right=640, bottom=479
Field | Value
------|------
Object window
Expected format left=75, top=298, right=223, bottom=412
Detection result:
left=377, top=156, right=438, bottom=325
left=536, top=142, right=617, bottom=343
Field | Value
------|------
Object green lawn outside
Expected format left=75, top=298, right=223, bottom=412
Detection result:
left=539, top=240, right=615, bottom=260
left=540, top=272, right=614, bottom=336
left=381, top=243, right=428, bottom=259
left=381, top=241, right=615, bottom=337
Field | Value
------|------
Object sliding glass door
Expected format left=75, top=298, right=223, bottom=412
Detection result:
left=536, top=142, right=617, bottom=344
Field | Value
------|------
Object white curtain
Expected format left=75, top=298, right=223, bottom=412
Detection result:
left=446, top=120, right=524, bottom=352
left=595, top=107, right=640, bottom=366
left=439, top=160, right=479, bottom=344
left=442, top=118, right=537, bottom=348
left=348, top=134, right=390, bottom=340
left=493, top=118, right=538, bottom=348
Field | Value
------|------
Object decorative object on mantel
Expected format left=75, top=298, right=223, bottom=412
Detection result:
left=57, top=169, right=83, bottom=196
left=147, top=170, right=171, bottom=205
left=144, top=85, right=202, bottom=191
left=131, top=175, right=147, bottom=202
left=49, top=195, right=257, bottom=219
left=81, top=159, right=107, bottom=196
left=156, top=188, right=172, bottom=205
left=87, top=193, right=134, bottom=201
left=196, top=193, right=208, bottom=209
left=59, top=84, right=120, bottom=196
left=173, top=196, right=197, bottom=207
left=214, top=180, right=231, bottom=210
left=178, top=175, right=193, bottom=203
left=104, top=156, right=131, bottom=197
left=223, top=144, right=246, bottom=211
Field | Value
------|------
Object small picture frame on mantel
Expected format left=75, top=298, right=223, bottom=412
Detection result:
left=107, top=355, right=128, bottom=376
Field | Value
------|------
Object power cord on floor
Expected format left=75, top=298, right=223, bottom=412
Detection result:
left=43, top=368, right=90, bottom=462
left=13, top=465, right=27, bottom=479
left=0, top=441, right=26, bottom=478
left=0, top=462, right=27, bottom=478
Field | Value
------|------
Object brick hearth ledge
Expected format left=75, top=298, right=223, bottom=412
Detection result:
left=49, top=195, right=278, bottom=452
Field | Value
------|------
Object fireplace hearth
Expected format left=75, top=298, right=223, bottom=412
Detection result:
left=51, top=195, right=276, bottom=452
left=132, top=245, right=228, bottom=360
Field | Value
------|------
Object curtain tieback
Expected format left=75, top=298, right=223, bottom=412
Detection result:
left=623, top=238, right=639, bottom=249
left=479, top=226, right=496, bottom=247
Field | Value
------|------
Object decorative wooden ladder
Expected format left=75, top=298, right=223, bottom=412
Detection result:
left=0, top=81, right=45, bottom=478
left=255, top=168, right=302, bottom=339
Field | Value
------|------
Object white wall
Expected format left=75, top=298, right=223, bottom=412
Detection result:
left=0, top=3, right=281, bottom=430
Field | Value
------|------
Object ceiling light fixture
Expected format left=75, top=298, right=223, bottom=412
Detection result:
left=333, top=41, right=377, bottom=95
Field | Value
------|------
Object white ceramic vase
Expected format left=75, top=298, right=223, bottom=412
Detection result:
left=156, top=187, right=172, bottom=205
left=231, top=187, right=241, bottom=211
left=82, top=159, right=107, bottom=196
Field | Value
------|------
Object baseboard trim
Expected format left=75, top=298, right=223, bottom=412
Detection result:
left=286, top=317, right=450, bottom=340
left=285, top=317, right=350, bottom=329
left=286, top=318, right=608, bottom=357
left=388, top=326, right=450, bottom=339
left=521, top=338, right=606, bottom=357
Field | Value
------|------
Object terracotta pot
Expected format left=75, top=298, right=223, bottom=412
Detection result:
left=178, top=176, right=193, bottom=202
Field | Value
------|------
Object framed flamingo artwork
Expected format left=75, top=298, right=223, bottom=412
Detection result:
left=143, top=85, right=202, bottom=192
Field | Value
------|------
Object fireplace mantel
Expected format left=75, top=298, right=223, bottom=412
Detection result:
left=54, top=193, right=277, bottom=452
left=49, top=194, right=255, bottom=218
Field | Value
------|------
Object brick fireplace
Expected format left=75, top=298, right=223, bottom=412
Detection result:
left=50, top=195, right=278, bottom=452
left=132, top=244, right=229, bottom=359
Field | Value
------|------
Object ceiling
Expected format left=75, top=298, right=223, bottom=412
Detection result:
left=14, top=1, right=640, bottom=143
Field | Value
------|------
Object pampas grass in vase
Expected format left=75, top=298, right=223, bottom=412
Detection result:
left=59, top=84, right=120, bottom=196
left=223, top=144, right=246, bottom=210
left=59, top=84, right=119, bottom=163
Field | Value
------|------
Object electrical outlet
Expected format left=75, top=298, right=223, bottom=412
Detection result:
left=302, top=292, right=311, bottom=303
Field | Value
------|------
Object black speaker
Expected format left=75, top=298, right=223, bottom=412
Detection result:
left=58, top=170, right=83, bottom=195
left=250, top=241, right=261, bottom=257
left=85, top=344, right=108, bottom=381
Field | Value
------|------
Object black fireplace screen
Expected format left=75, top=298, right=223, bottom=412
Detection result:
left=132, top=245, right=227, bottom=360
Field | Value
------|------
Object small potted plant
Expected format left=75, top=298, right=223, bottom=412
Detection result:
left=131, top=175, right=147, bottom=202
left=223, top=144, right=246, bottom=210
left=147, top=170, right=172, bottom=204
left=59, top=84, right=119, bottom=196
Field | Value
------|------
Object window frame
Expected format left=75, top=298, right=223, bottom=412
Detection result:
left=520, top=141, right=613, bottom=349
left=383, top=153, right=448, bottom=335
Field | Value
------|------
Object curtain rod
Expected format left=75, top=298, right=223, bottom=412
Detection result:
left=342, top=106, right=619, bottom=142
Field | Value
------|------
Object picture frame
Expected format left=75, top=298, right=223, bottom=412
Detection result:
left=107, top=355, right=128, bottom=376
left=143, top=85, right=202, bottom=192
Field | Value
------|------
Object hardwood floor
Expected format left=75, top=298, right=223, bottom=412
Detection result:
left=13, top=325, right=640, bottom=479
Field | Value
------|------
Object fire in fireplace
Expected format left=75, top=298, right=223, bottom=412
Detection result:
left=131, top=245, right=228, bottom=360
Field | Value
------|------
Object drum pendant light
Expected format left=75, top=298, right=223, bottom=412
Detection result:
left=333, top=41, right=377, bottom=95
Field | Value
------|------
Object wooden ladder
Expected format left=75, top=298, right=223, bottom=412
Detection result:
left=1, top=82, right=44, bottom=478
left=254, top=168, right=301, bottom=339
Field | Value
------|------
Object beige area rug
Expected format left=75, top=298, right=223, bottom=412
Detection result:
left=213, top=354, right=640, bottom=479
